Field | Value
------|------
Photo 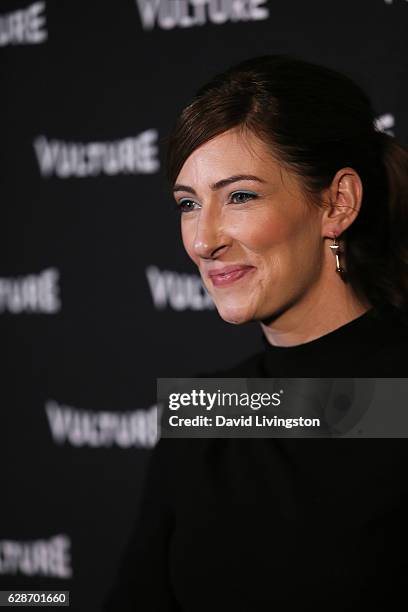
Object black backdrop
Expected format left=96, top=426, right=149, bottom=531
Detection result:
left=2, top=1, right=407, bottom=610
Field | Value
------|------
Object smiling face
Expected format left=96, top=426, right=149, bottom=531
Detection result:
left=173, top=127, right=326, bottom=326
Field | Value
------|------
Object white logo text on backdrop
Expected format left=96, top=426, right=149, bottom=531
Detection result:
left=0, top=535, right=72, bottom=578
left=375, top=113, right=395, bottom=135
left=0, top=2, right=47, bottom=47
left=136, top=0, right=269, bottom=30
left=34, top=130, right=159, bottom=178
left=146, top=265, right=215, bottom=311
left=0, top=268, right=60, bottom=314
left=46, top=400, right=159, bottom=448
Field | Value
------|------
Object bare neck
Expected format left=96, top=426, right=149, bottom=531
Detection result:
left=260, top=278, right=371, bottom=348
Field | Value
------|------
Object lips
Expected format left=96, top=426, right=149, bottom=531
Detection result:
left=208, top=265, right=255, bottom=287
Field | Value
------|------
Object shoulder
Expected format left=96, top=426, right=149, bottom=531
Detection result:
left=369, top=337, right=408, bottom=376
left=150, top=435, right=215, bottom=469
left=367, top=307, right=408, bottom=376
left=149, top=436, right=222, bottom=502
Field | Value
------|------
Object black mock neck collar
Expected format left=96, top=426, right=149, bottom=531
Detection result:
left=261, top=308, right=378, bottom=352
left=259, top=307, right=403, bottom=377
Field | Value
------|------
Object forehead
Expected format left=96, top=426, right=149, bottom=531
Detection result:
left=176, top=128, right=282, bottom=185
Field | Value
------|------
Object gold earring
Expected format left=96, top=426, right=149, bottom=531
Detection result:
left=329, top=235, right=344, bottom=274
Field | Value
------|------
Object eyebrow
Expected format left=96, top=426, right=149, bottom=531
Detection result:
left=173, top=174, right=267, bottom=195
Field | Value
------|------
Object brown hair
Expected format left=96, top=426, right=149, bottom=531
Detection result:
left=164, top=54, right=408, bottom=320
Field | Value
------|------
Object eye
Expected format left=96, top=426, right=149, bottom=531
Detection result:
left=175, top=199, right=200, bottom=213
left=229, top=191, right=258, bottom=204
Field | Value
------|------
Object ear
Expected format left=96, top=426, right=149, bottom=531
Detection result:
left=320, top=167, right=363, bottom=239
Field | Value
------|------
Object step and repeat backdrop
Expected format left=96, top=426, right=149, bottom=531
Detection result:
left=2, top=0, right=407, bottom=610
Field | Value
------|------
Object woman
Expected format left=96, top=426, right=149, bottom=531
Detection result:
left=104, top=55, right=408, bottom=611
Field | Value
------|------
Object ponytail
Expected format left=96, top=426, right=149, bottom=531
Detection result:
left=382, top=134, right=408, bottom=317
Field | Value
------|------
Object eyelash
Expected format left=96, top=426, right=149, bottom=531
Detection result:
left=174, top=191, right=258, bottom=213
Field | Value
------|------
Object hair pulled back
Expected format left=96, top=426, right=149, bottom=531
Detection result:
left=165, top=55, right=408, bottom=318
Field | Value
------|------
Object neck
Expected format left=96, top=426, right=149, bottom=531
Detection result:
left=260, top=277, right=371, bottom=348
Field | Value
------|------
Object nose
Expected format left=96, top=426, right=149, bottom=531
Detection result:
left=192, top=206, right=229, bottom=259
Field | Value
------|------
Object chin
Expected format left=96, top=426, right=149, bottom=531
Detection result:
left=216, top=303, right=253, bottom=325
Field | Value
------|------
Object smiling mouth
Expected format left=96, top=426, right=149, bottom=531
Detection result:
left=208, top=267, right=256, bottom=288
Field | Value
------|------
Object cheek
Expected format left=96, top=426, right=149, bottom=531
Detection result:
left=239, top=209, right=320, bottom=283
left=180, top=219, right=197, bottom=262
left=236, top=210, right=302, bottom=252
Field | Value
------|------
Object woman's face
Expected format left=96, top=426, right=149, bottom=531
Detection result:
left=173, top=128, right=325, bottom=325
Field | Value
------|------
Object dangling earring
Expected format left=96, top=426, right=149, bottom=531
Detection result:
left=329, top=235, right=344, bottom=274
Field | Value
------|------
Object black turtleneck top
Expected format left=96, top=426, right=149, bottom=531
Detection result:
left=104, top=307, right=408, bottom=612
left=217, top=306, right=408, bottom=378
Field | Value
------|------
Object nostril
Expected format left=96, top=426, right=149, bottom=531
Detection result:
left=193, top=241, right=228, bottom=260
left=211, top=244, right=228, bottom=258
